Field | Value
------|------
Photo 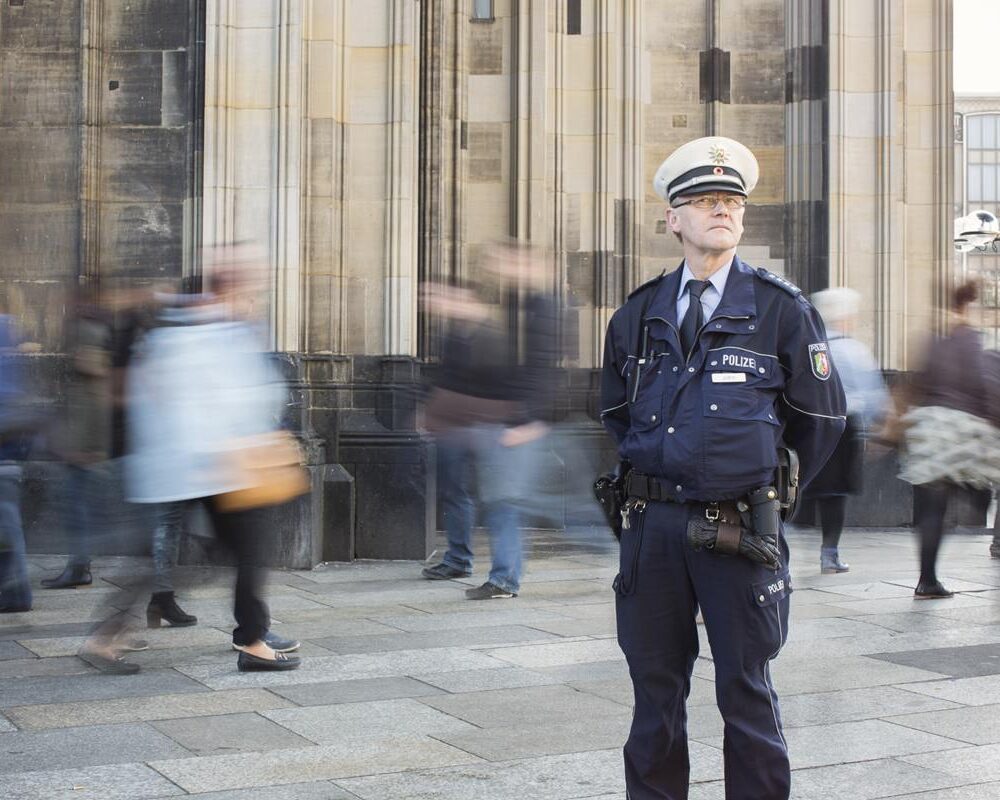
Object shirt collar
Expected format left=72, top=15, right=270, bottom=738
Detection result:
left=677, top=258, right=734, bottom=299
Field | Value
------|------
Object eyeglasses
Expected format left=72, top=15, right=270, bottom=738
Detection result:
left=673, top=194, right=747, bottom=211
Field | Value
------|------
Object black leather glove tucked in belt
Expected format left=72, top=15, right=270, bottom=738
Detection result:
left=686, top=501, right=781, bottom=570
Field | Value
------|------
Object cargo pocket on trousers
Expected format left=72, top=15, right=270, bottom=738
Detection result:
left=750, top=570, right=792, bottom=607
left=613, top=503, right=647, bottom=597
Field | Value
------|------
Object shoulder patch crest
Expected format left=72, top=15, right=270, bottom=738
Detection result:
left=627, top=270, right=667, bottom=300
left=755, top=268, right=802, bottom=298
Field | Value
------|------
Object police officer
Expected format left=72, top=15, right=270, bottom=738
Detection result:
left=601, top=136, right=846, bottom=799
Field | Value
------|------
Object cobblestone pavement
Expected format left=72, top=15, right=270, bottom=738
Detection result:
left=2, top=526, right=1000, bottom=799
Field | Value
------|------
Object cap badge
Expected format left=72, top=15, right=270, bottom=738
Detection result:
left=708, top=144, right=729, bottom=165
left=712, top=166, right=724, bottom=176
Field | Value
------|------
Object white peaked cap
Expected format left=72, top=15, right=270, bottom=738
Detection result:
left=653, top=136, right=760, bottom=204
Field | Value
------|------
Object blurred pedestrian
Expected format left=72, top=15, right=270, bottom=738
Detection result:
left=0, top=315, right=42, bottom=613
left=899, top=279, right=1000, bottom=598
left=420, top=243, right=558, bottom=599
left=120, top=244, right=303, bottom=671
left=807, top=288, right=889, bottom=574
left=42, top=285, right=114, bottom=590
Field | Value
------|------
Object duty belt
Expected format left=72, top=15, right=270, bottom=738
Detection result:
left=625, top=470, right=745, bottom=555
left=623, top=471, right=684, bottom=504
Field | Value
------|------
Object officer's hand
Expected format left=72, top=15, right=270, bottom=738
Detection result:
left=738, top=533, right=781, bottom=570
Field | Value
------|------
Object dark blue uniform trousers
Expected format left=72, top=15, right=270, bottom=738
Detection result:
left=616, top=499, right=791, bottom=800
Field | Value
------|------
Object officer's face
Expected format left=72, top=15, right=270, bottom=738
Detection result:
left=668, top=192, right=745, bottom=254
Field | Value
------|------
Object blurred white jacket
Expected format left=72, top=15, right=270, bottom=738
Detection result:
left=125, top=302, right=286, bottom=503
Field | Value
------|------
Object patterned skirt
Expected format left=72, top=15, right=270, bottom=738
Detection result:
left=898, top=405, right=1000, bottom=488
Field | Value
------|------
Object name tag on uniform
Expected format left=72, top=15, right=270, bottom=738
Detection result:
left=711, top=372, right=747, bottom=383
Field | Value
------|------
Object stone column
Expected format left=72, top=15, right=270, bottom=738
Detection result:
left=785, top=0, right=828, bottom=293
left=829, top=0, right=953, bottom=368
left=203, top=0, right=303, bottom=351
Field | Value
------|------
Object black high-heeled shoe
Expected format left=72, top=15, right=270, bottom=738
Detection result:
left=41, top=563, right=92, bottom=589
left=146, top=592, right=198, bottom=628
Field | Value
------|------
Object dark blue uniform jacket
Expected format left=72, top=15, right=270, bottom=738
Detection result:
left=601, top=257, right=847, bottom=501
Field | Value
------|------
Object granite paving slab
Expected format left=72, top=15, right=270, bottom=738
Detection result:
left=482, top=638, right=623, bottom=669
left=19, top=626, right=232, bottom=658
left=777, top=685, right=961, bottom=729
left=925, top=604, right=1000, bottom=626
left=312, top=624, right=562, bottom=655
left=868, top=643, right=1000, bottom=678
left=268, top=675, right=445, bottom=706
left=0, top=669, right=209, bottom=708
left=788, top=757, right=966, bottom=799
left=175, top=647, right=509, bottom=690
left=370, top=607, right=574, bottom=633
left=530, top=658, right=631, bottom=684
left=769, top=655, right=949, bottom=695
left=697, top=719, right=963, bottom=769
left=0, top=762, right=184, bottom=800
left=886, top=704, right=1000, bottom=745
left=264, top=697, right=479, bottom=741
left=854, top=612, right=974, bottom=633
left=828, top=593, right=994, bottom=616
left=0, top=621, right=94, bottom=641
left=882, top=783, right=1000, bottom=800
left=6, top=688, right=295, bottom=731
left=152, top=712, right=314, bottom=755
left=0, top=640, right=32, bottom=660
left=433, top=712, right=633, bottom=761
left=0, top=722, right=191, bottom=774
left=785, top=617, right=892, bottom=642
left=901, top=675, right=1000, bottom=706
left=0, top=655, right=95, bottom=680
left=418, top=684, right=630, bottom=728
left=336, top=748, right=626, bottom=800
left=522, top=616, right=619, bottom=637
left=413, top=666, right=563, bottom=693
left=150, top=737, right=482, bottom=793
left=151, top=781, right=356, bottom=799
left=902, top=743, right=1000, bottom=782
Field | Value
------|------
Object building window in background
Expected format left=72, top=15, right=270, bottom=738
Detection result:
left=567, top=0, right=581, bottom=34
left=965, top=113, right=1000, bottom=349
left=472, top=0, right=493, bottom=22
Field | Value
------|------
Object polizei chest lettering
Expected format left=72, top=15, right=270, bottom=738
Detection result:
left=721, top=353, right=757, bottom=370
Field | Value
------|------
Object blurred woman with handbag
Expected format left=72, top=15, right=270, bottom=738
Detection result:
left=82, top=245, right=306, bottom=673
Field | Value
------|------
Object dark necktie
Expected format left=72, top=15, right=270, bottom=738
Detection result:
left=680, top=279, right=711, bottom=358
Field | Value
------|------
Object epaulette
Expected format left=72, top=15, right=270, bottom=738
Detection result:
left=755, top=268, right=802, bottom=298
left=627, top=269, right=667, bottom=300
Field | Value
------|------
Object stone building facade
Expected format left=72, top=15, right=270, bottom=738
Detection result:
left=1, top=1, right=954, bottom=563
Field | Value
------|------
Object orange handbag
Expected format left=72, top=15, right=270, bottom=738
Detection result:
left=216, top=431, right=309, bottom=512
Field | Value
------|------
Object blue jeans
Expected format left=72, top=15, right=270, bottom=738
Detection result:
left=438, top=426, right=540, bottom=594
left=0, top=466, right=31, bottom=610
left=152, top=501, right=185, bottom=594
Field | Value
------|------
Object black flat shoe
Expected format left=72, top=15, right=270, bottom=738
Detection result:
left=915, top=581, right=955, bottom=599
left=237, top=650, right=301, bottom=672
left=41, top=564, right=92, bottom=589
left=78, top=649, right=141, bottom=675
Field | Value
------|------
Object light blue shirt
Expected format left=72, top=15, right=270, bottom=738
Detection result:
left=676, top=259, right=733, bottom=323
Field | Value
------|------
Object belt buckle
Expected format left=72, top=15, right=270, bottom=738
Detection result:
left=704, top=502, right=720, bottom=522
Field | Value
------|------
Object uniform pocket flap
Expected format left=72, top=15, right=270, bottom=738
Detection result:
left=704, top=391, right=779, bottom=425
left=752, top=571, right=792, bottom=607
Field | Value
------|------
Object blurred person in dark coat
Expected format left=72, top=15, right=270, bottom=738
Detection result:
left=41, top=286, right=114, bottom=590
left=899, top=280, right=1000, bottom=598
left=420, top=244, right=559, bottom=599
left=806, top=288, right=889, bottom=574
